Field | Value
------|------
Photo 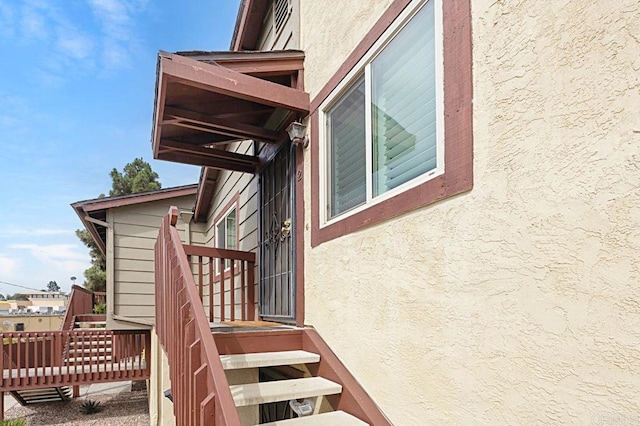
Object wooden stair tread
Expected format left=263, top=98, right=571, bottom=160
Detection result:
left=230, top=377, right=342, bottom=407
left=66, top=355, right=113, bottom=363
left=68, top=347, right=112, bottom=354
left=261, top=411, right=368, bottom=425
left=220, top=350, right=320, bottom=370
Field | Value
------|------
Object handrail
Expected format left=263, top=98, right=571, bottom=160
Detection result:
left=183, top=244, right=256, bottom=323
left=60, top=285, right=95, bottom=332
left=155, top=206, right=241, bottom=425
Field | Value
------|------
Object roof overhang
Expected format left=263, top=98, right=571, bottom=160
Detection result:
left=151, top=50, right=309, bottom=173
left=194, top=167, right=219, bottom=223
left=231, top=0, right=270, bottom=51
left=71, top=185, right=198, bottom=256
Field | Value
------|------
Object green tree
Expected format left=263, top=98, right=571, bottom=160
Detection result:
left=109, top=157, right=161, bottom=197
left=0, top=294, right=5, bottom=301
left=77, top=158, right=161, bottom=292
left=47, top=281, right=60, bottom=292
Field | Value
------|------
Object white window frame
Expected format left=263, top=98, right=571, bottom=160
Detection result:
left=318, top=0, right=445, bottom=227
left=215, top=204, right=237, bottom=273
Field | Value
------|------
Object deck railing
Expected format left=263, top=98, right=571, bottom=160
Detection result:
left=155, top=207, right=241, bottom=426
left=184, top=244, right=256, bottom=323
left=1, top=329, right=150, bottom=392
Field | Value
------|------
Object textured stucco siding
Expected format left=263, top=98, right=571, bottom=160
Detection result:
left=301, top=0, right=640, bottom=424
left=149, top=328, right=176, bottom=426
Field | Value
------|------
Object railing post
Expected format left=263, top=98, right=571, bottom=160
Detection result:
left=219, top=258, right=225, bottom=322
left=248, top=261, right=255, bottom=321
left=230, top=261, right=235, bottom=321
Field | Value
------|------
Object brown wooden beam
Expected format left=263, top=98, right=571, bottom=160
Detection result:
left=158, top=151, right=257, bottom=173
left=157, top=142, right=258, bottom=174
left=160, top=139, right=258, bottom=165
left=163, top=106, right=281, bottom=142
left=172, top=51, right=305, bottom=76
left=159, top=54, right=310, bottom=114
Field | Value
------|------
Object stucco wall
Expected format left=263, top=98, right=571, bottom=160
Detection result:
left=149, top=328, right=175, bottom=426
left=301, top=0, right=640, bottom=424
left=0, top=315, right=63, bottom=331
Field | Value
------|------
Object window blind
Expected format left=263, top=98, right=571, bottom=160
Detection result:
left=327, top=77, right=367, bottom=218
left=371, top=1, right=437, bottom=196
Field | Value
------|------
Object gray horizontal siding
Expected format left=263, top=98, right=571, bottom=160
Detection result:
left=110, top=194, right=195, bottom=326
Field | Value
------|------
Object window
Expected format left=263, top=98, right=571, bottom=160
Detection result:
left=216, top=206, right=237, bottom=270
left=310, top=0, right=472, bottom=246
left=321, top=0, right=444, bottom=222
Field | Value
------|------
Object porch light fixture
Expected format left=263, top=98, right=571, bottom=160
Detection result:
left=286, top=121, right=308, bottom=148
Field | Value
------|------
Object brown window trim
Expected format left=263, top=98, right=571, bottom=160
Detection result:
left=310, top=0, right=473, bottom=247
left=213, top=192, right=240, bottom=279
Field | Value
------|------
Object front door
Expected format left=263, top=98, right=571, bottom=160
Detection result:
left=259, top=143, right=296, bottom=322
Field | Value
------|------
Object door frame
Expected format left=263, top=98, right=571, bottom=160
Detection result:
left=258, top=142, right=297, bottom=324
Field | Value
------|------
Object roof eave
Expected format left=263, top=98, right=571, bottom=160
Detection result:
left=230, top=0, right=270, bottom=51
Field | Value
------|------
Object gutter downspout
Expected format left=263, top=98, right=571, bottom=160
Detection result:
left=83, top=213, right=115, bottom=326
left=180, top=211, right=194, bottom=244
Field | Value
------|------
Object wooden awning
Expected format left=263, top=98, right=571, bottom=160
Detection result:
left=152, top=50, right=309, bottom=174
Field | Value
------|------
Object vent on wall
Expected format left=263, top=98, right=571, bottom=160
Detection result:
left=274, top=0, right=291, bottom=34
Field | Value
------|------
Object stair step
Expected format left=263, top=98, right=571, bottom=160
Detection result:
left=68, top=347, right=112, bottom=354
left=69, top=340, right=112, bottom=346
left=220, top=350, right=320, bottom=370
left=262, top=411, right=368, bottom=425
left=230, top=377, right=341, bottom=407
left=66, top=355, right=113, bottom=363
left=16, top=390, right=61, bottom=396
left=75, top=321, right=107, bottom=326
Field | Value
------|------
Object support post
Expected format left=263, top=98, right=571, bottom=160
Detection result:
left=73, top=385, right=80, bottom=398
left=1, top=390, right=5, bottom=422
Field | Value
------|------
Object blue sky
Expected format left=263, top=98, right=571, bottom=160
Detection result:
left=0, top=0, right=240, bottom=296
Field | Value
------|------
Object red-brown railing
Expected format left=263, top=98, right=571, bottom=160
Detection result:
left=60, top=285, right=95, bottom=332
left=1, top=329, right=150, bottom=392
left=155, top=207, right=241, bottom=426
left=184, top=245, right=256, bottom=323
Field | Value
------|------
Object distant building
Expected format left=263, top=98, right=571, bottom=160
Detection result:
left=15, top=291, right=68, bottom=314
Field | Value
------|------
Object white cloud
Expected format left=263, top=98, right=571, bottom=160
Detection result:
left=9, top=243, right=89, bottom=276
left=88, top=0, right=147, bottom=68
left=55, top=24, right=94, bottom=60
left=0, top=227, right=70, bottom=237
left=0, top=254, right=19, bottom=276
left=20, top=2, right=48, bottom=40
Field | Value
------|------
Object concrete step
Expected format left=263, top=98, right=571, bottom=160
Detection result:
left=220, top=350, right=320, bottom=370
left=262, top=411, right=368, bottom=425
left=230, top=377, right=341, bottom=407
